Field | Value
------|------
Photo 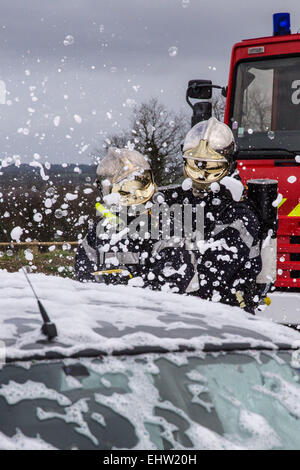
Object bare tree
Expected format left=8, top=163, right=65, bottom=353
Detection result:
left=212, top=95, right=226, bottom=121
left=243, top=88, right=272, bottom=132
left=93, top=98, right=190, bottom=186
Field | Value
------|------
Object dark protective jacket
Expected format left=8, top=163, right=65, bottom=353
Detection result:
left=75, top=210, right=156, bottom=286
left=75, top=183, right=262, bottom=313
left=75, top=186, right=180, bottom=285
left=147, top=185, right=262, bottom=313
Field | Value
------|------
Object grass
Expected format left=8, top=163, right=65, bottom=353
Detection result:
left=0, top=248, right=76, bottom=278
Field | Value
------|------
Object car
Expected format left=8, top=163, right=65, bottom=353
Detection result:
left=1, top=270, right=300, bottom=450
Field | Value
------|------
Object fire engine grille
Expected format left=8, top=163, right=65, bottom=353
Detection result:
left=290, top=236, right=300, bottom=278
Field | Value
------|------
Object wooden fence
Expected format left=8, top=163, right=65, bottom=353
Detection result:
left=0, top=241, right=79, bottom=252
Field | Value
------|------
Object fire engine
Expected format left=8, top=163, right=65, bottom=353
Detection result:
left=186, top=13, right=300, bottom=312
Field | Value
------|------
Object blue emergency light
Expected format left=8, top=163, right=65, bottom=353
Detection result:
left=273, top=13, right=291, bottom=36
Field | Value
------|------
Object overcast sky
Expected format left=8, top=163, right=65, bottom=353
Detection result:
left=1, top=0, right=300, bottom=165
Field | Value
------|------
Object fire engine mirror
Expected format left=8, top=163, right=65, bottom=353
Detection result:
left=192, top=102, right=212, bottom=127
left=187, top=80, right=212, bottom=100
left=221, top=86, right=228, bottom=98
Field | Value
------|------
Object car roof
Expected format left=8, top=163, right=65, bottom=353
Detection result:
left=1, top=271, right=299, bottom=362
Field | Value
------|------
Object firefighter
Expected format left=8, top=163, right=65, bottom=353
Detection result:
left=150, top=117, right=263, bottom=313
left=75, top=147, right=159, bottom=285
left=76, top=120, right=262, bottom=314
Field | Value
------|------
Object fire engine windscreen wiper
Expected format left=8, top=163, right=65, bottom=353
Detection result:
left=237, top=148, right=299, bottom=157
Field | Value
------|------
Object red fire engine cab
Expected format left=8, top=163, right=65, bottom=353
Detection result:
left=187, top=12, right=300, bottom=291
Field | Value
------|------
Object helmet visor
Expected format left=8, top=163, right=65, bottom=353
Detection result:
left=111, top=170, right=156, bottom=206
left=184, top=139, right=229, bottom=187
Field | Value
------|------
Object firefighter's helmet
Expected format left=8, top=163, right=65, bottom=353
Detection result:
left=183, top=117, right=236, bottom=192
left=96, top=147, right=157, bottom=206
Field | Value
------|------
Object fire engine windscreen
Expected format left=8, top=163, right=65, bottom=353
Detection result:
left=231, top=56, right=300, bottom=152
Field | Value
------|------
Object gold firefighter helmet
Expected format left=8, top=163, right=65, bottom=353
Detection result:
left=183, top=117, right=236, bottom=192
left=96, top=147, right=157, bottom=206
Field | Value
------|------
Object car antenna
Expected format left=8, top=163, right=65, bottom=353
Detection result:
left=1, top=227, right=58, bottom=340
left=21, top=265, right=58, bottom=340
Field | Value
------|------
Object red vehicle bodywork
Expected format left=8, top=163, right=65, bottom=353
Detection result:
left=224, top=34, right=300, bottom=288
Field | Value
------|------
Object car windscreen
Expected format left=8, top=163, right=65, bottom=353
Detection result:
left=1, top=350, right=300, bottom=450
left=231, top=56, right=300, bottom=154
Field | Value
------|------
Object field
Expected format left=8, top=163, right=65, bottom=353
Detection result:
left=0, top=247, right=76, bottom=278
left=0, top=163, right=96, bottom=276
